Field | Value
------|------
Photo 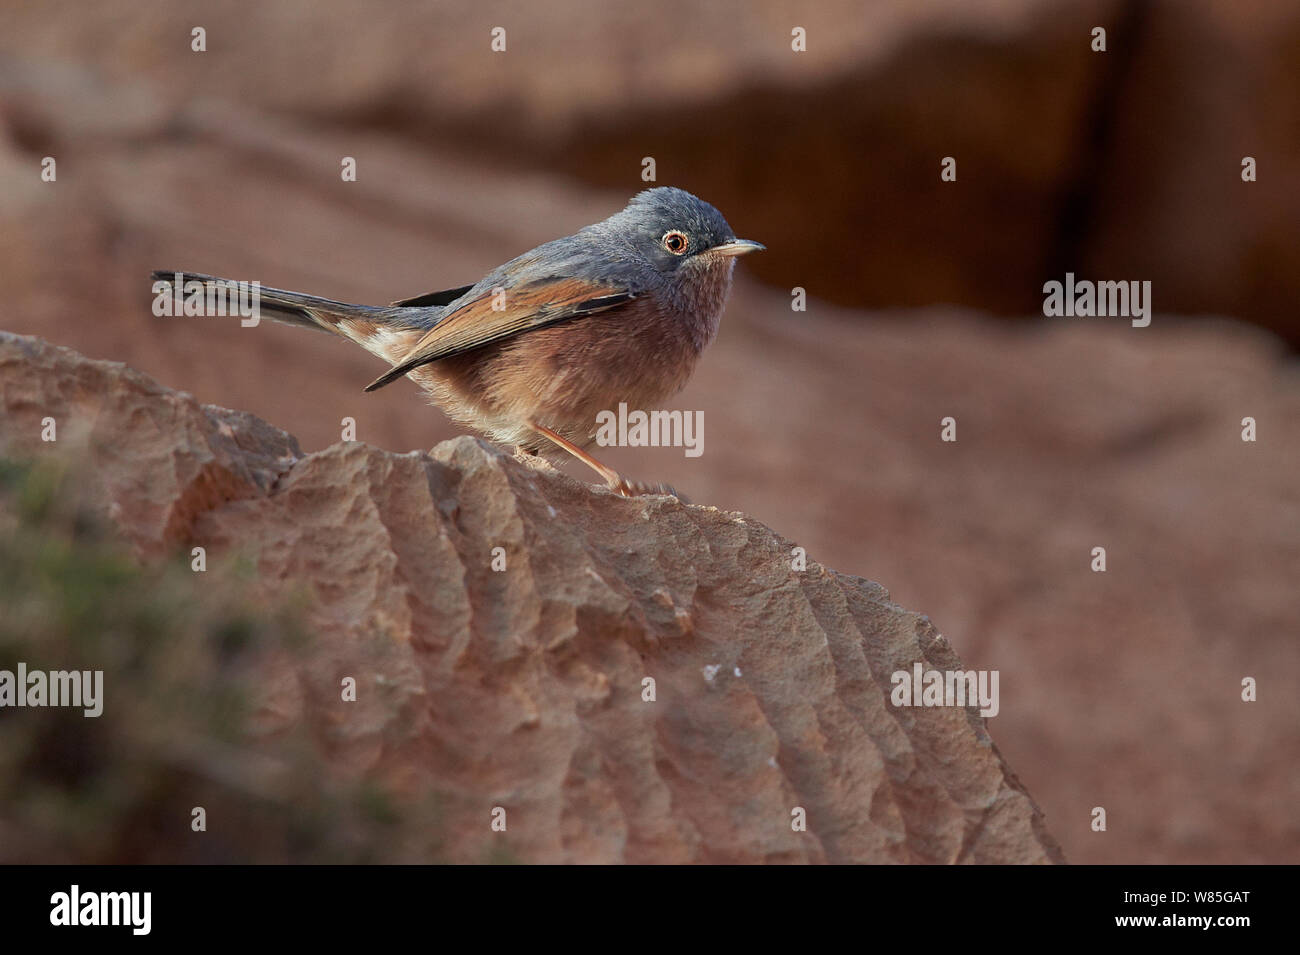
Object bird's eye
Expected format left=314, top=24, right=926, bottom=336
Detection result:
left=661, top=231, right=689, bottom=255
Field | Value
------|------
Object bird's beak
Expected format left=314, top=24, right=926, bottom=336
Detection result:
left=710, top=239, right=766, bottom=257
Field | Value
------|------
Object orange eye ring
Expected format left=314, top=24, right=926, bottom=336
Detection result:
left=662, top=231, right=689, bottom=255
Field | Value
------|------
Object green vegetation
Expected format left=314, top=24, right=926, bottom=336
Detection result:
left=0, top=458, right=444, bottom=863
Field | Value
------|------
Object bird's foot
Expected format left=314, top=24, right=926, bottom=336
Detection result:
left=609, top=477, right=689, bottom=503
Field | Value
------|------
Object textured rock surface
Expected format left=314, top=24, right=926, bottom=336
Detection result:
left=0, top=332, right=1064, bottom=863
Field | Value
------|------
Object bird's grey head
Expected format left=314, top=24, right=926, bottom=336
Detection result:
left=593, top=187, right=764, bottom=278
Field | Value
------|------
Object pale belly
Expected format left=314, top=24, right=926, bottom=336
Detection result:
left=409, top=299, right=704, bottom=453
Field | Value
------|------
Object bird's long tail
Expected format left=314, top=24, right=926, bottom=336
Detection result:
left=150, top=270, right=421, bottom=362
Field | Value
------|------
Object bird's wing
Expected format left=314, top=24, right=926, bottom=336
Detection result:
left=388, top=284, right=475, bottom=308
left=364, top=275, right=636, bottom=392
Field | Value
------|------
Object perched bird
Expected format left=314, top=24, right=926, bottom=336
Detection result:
left=153, top=187, right=762, bottom=496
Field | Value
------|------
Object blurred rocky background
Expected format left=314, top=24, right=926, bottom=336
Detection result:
left=0, top=0, right=1296, bottom=863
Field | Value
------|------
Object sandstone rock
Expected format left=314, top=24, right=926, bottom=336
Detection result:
left=0, top=331, right=1063, bottom=863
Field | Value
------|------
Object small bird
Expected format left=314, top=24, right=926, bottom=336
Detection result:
left=153, top=187, right=762, bottom=496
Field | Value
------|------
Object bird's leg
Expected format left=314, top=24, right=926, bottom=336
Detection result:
left=528, top=423, right=680, bottom=498
left=527, top=423, right=628, bottom=491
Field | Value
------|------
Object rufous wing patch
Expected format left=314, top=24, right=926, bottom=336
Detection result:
left=364, top=276, right=635, bottom=392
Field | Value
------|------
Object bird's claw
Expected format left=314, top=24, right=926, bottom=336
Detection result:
left=610, top=478, right=688, bottom=502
